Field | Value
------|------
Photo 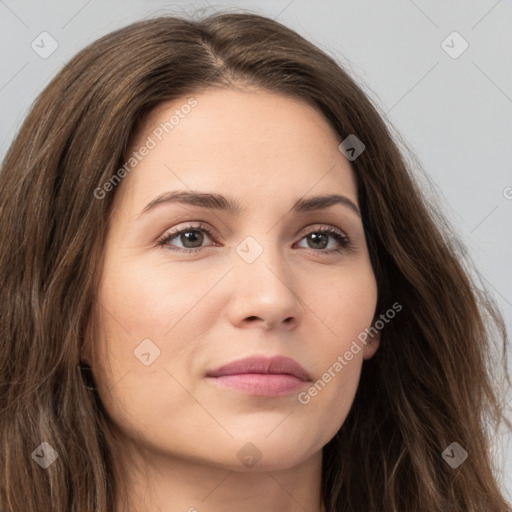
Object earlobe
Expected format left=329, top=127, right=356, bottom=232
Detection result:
left=80, top=345, right=91, bottom=366
left=80, top=329, right=94, bottom=366
left=81, top=316, right=98, bottom=366
left=362, top=332, right=381, bottom=360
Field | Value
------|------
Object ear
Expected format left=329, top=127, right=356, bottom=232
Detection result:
left=80, top=339, right=92, bottom=366
left=80, top=319, right=95, bottom=366
left=362, top=331, right=381, bottom=360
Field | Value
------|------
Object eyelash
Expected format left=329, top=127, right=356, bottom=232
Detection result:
left=156, top=222, right=353, bottom=255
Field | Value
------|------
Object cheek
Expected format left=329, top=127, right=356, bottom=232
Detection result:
left=96, top=249, right=224, bottom=342
left=295, top=354, right=362, bottom=451
left=97, top=256, right=179, bottom=336
left=296, top=301, right=371, bottom=444
left=296, top=263, right=376, bottom=428
left=89, top=253, right=220, bottom=404
left=315, top=262, right=378, bottom=345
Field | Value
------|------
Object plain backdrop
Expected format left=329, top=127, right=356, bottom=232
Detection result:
left=1, top=0, right=511, bottom=501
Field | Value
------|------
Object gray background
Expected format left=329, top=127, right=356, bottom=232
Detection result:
left=1, top=0, right=511, bottom=500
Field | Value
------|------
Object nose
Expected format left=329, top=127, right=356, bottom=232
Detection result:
left=225, top=236, right=303, bottom=331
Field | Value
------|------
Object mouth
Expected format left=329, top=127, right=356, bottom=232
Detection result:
left=205, top=355, right=312, bottom=397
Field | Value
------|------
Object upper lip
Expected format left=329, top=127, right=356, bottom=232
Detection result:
left=206, top=355, right=311, bottom=381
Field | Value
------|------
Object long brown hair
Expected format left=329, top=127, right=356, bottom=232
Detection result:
left=0, top=10, right=510, bottom=512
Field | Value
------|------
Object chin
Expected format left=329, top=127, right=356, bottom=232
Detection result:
left=204, top=433, right=323, bottom=473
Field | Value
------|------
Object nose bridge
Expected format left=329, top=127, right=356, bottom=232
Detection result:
left=230, top=230, right=291, bottom=284
left=234, top=231, right=287, bottom=283
left=229, top=231, right=301, bottom=327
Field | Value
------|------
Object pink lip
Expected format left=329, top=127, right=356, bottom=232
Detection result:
left=206, top=355, right=311, bottom=397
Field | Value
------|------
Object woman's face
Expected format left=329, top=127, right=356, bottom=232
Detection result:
left=84, top=87, right=380, bottom=472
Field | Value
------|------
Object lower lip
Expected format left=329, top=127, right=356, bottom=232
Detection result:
left=207, top=374, right=308, bottom=396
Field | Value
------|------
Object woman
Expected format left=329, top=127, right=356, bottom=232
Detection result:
left=0, top=11, right=510, bottom=512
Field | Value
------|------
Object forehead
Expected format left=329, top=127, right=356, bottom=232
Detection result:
left=116, top=87, right=358, bottom=214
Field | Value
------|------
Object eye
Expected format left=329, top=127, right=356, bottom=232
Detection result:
left=156, top=223, right=352, bottom=254
left=294, top=225, right=351, bottom=253
left=156, top=222, right=216, bottom=253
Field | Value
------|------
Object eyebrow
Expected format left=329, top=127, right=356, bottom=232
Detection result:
left=138, top=190, right=361, bottom=218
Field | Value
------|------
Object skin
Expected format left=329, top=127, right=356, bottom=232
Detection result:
left=82, top=86, right=380, bottom=512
